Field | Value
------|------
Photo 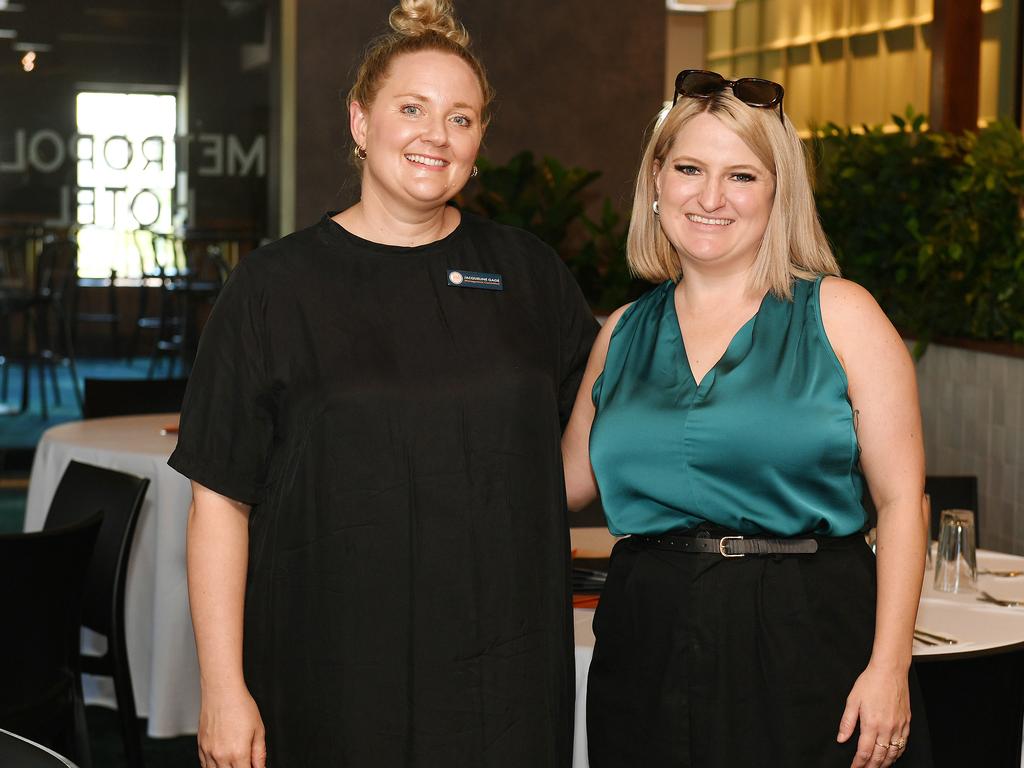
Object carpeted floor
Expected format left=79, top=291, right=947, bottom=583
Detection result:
left=0, top=357, right=155, bottom=449
left=0, top=487, right=26, bottom=533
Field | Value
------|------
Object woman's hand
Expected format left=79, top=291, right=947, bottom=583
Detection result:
left=197, top=684, right=267, bottom=768
left=837, top=662, right=910, bottom=768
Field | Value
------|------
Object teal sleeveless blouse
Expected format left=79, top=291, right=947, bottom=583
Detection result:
left=590, top=276, right=866, bottom=537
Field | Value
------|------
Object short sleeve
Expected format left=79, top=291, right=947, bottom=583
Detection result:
left=555, top=258, right=599, bottom=429
left=168, top=259, right=276, bottom=505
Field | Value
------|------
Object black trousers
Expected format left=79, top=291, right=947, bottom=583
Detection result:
left=587, top=533, right=933, bottom=768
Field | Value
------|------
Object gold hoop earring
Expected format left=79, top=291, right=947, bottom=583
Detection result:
left=354, top=145, right=367, bottom=160
left=471, top=165, right=479, bottom=178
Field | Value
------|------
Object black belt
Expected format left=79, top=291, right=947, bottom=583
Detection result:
left=631, top=531, right=819, bottom=557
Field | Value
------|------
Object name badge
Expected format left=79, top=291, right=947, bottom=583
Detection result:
left=447, top=269, right=504, bottom=291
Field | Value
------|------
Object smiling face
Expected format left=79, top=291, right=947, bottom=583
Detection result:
left=350, top=49, right=484, bottom=216
left=654, top=112, right=775, bottom=273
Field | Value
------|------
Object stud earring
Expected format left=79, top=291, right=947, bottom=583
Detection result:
left=471, top=165, right=479, bottom=178
left=354, top=145, right=367, bottom=160
left=652, top=200, right=660, bottom=216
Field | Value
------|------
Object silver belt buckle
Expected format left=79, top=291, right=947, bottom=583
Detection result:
left=719, top=535, right=745, bottom=558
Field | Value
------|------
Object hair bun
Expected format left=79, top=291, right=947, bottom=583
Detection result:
left=389, top=0, right=470, bottom=47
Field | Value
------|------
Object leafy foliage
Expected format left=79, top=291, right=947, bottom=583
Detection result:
left=456, top=151, right=647, bottom=311
left=813, top=109, right=1024, bottom=354
left=462, top=119, right=1024, bottom=345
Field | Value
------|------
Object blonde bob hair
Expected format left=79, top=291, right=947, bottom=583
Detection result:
left=627, top=90, right=838, bottom=299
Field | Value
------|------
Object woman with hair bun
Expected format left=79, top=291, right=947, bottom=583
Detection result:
left=171, top=1, right=597, bottom=765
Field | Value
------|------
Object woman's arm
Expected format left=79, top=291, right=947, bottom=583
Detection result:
left=820, top=277, right=926, bottom=768
left=187, top=481, right=267, bottom=768
left=562, top=304, right=629, bottom=512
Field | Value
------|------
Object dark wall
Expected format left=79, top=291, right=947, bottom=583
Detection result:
left=293, top=0, right=665, bottom=228
left=0, top=3, right=180, bottom=222
left=182, top=0, right=269, bottom=235
left=0, top=0, right=269, bottom=238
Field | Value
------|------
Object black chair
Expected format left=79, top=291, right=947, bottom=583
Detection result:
left=129, top=230, right=186, bottom=377
left=82, top=377, right=187, bottom=419
left=72, top=268, right=121, bottom=357
left=0, top=233, right=30, bottom=407
left=0, top=728, right=81, bottom=767
left=924, top=475, right=979, bottom=545
left=0, top=512, right=103, bottom=768
left=43, top=461, right=150, bottom=768
left=916, top=648, right=1024, bottom=768
left=3, top=237, right=84, bottom=418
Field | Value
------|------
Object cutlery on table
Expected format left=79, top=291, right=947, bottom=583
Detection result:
left=977, top=590, right=1024, bottom=607
left=978, top=569, right=1024, bottom=577
left=573, top=567, right=607, bottom=581
left=912, top=632, right=937, bottom=646
left=912, top=628, right=958, bottom=645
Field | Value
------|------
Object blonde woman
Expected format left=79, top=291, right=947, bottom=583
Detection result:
left=562, top=71, right=932, bottom=768
left=172, top=2, right=597, bottom=765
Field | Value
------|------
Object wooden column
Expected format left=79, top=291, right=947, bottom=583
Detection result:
left=929, top=0, right=982, bottom=133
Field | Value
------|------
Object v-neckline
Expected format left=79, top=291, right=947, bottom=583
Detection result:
left=667, top=282, right=769, bottom=389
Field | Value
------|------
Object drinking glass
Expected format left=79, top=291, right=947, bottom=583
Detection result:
left=922, top=493, right=932, bottom=570
left=933, top=509, right=977, bottom=592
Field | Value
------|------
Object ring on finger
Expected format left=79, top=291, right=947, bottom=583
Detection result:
left=890, top=737, right=907, bottom=749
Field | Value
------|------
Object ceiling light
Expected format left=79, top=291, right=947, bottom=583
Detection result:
left=0, top=28, right=16, bottom=38
left=666, top=0, right=736, bottom=10
left=21, top=49, right=33, bottom=71
left=13, top=41, right=51, bottom=52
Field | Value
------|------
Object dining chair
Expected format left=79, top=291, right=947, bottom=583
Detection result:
left=3, top=237, right=84, bottom=418
left=82, top=377, right=188, bottom=419
left=924, top=475, right=979, bottom=545
left=43, top=461, right=150, bottom=768
left=174, top=240, right=230, bottom=373
left=0, top=233, right=30, bottom=404
left=0, top=727, right=82, bottom=768
left=129, top=231, right=187, bottom=378
left=72, top=268, right=121, bottom=357
left=0, top=511, right=103, bottom=768
left=915, top=647, right=1024, bottom=768
left=861, top=475, right=980, bottom=547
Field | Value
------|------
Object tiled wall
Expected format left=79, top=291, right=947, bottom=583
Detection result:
left=914, top=342, right=1023, bottom=555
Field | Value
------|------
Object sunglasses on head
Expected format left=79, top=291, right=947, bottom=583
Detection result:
left=673, top=69, right=785, bottom=124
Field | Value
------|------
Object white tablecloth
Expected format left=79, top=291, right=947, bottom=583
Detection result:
left=572, top=547, right=1024, bottom=768
left=24, top=414, right=199, bottom=738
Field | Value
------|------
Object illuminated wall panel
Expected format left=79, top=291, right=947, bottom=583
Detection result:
left=848, top=34, right=885, bottom=126
left=816, top=0, right=847, bottom=38
left=761, top=0, right=787, bottom=46
left=700, top=0, right=1011, bottom=132
left=883, top=26, right=920, bottom=120
left=735, top=0, right=761, bottom=51
left=706, top=9, right=734, bottom=58
left=816, top=38, right=848, bottom=127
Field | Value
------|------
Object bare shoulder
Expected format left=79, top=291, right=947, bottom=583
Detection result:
left=819, top=276, right=886, bottom=322
left=602, top=302, right=633, bottom=336
left=596, top=302, right=633, bottom=348
left=585, top=302, right=634, bottom=375
left=818, top=276, right=908, bottom=374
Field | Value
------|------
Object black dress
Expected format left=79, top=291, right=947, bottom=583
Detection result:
left=169, top=212, right=598, bottom=767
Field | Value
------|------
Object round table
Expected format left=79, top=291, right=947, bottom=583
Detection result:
left=572, top=546, right=1024, bottom=768
left=0, top=728, right=80, bottom=768
left=23, top=414, right=199, bottom=738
